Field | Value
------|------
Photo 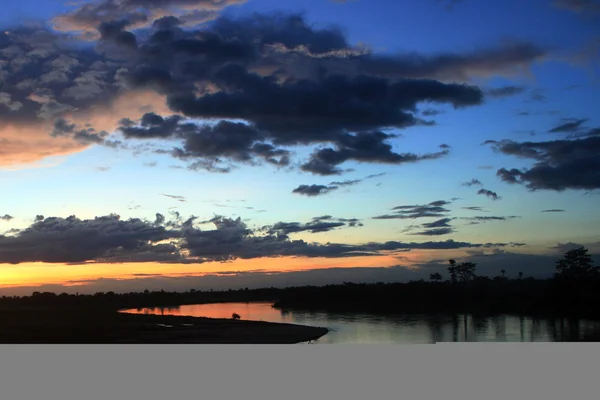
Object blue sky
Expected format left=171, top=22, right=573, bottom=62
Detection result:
left=0, top=0, right=599, bottom=295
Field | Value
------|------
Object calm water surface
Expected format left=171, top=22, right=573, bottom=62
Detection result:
left=122, top=302, right=600, bottom=343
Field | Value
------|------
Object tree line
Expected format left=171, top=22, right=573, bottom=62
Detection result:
left=1, top=247, right=598, bottom=319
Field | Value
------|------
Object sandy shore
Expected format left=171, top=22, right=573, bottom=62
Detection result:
left=0, top=307, right=329, bottom=344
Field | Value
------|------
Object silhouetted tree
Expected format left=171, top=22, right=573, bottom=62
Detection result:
left=448, top=260, right=477, bottom=283
left=448, top=260, right=458, bottom=283
left=232, top=313, right=241, bottom=320
left=429, top=273, right=443, bottom=283
left=458, top=262, right=477, bottom=282
left=555, top=247, right=599, bottom=281
left=518, top=272, right=523, bottom=280
left=500, top=269, right=506, bottom=278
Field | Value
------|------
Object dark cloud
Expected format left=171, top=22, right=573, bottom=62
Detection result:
left=312, top=215, right=333, bottom=221
left=362, top=240, right=513, bottom=251
left=428, top=200, right=452, bottom=207
left=0, top=93, right=23, bottom=111
left=325, top=172, right=386, bottom=188
left=160, top=194, right=187, bottom=202
left=180, top=217, right=510, bottom=262
left=307, top=215, right=363, bottom=227
left=410, top=228, right=455, bottom=236
left=0, top=214, right=180, bottom=264
left=461, top=178, right=483, bottom=187
left=120, top=115, right=292, bottom=170
left=118, top=113, right=189, bottom=139
left=352, top=41, right=547, bottom=82
left=50, top=118, right=76, bottom=137
left=548, top=118, right=587, bottom=133
left=477, top=188, right=501, bottom=200
left=542, top=209, right=566, bottom=212
left=168, top=65, right=482, bottom=144
left=588, top=128, right=600, bottom=136
left=490, top=135, right=600, bottom=191
left=206, top=13, right=547, bottom=82
left=0, top=211, right=517, bottom=265
left=422, top=218, right=454, bottom=228
left=373, top=201, right=451, bottom=220
left=265, top=219, right=346, bottom=235
left=421, top=108, right=443, bottom=116
left=486, top=85, right=526, bottom=98
left=461, top=206, right=485, bottom=211
left=172, top=121, right=291, bottom=170
left=53, top=0, right=243, bottom=35
left=3, top=10, right=553, bottom=173
left=1, top=214, right=14, bottom=221
left=186, top=160, right=231, bottom=173
left=402, top=215, right=456, bottom=236
left=292, top=184, right=338, bottom=197
left=0, top=25, right=185, bottom=165
left=338, top=218, right=364, bottom=227
left=510, top=242, right=528, bottom=247
left=0, top=27, right=122, bottom=125
left=73, top=128, right=109, bottom=145
left=329, top=179, right=361, bottom=187
left=97, top=20, right=139, bottom=49
left=548, top=242, right=587, bottom=253
left=372, top=211, right=443, bottom=220
left=82, top=12, right=488, bottom=173
left=462, top=216, right=520, bottom=224
left=155, top=213, right=166, bottom=225
left=210, top=13, right=352, bottom=58
left=301, top=132, right=450, bottom=175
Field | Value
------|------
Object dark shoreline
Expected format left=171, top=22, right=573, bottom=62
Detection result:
left=3, top=266, right=600, bottom=343
left=114, top=312, right=330, bottom=344
left=271, top=279, right=600, bottom=321
left=5, top=274, right=599, bottom=321
left=0, top=306, right=328, bottom=344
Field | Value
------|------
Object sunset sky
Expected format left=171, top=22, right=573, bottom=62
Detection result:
left=1, top=0, right=599, bottom=296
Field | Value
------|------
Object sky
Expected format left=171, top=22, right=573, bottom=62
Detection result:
left=1, top=0, right=599, bottom=296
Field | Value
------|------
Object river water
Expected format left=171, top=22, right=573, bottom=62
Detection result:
left=121, top=301, right=600, bottom=343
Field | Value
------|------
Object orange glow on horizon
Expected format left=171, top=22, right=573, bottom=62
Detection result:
left=0, top=254, right=410, bottom=289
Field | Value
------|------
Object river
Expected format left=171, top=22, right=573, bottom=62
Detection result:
left=121, top=301, right=600, bottom=343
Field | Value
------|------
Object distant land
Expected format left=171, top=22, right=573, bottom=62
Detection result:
left=0, top=248, right=597, bottom=343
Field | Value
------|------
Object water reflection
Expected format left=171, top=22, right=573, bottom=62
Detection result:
left=121, top=302, right=600, bottom=344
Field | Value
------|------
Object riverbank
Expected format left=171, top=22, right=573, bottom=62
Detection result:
left=272, top=280, right=600, bottom=320
left=0, top=307, right=328, bottom=344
